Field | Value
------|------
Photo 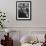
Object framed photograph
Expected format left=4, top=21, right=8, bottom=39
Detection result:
left=16, top=1, right=32, bottom=20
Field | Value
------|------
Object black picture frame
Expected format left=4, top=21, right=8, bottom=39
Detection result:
left=16, top=1, right=32, bottom=20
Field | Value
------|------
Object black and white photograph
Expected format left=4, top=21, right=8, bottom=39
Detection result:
left=16, top=1, right=31, bottom=20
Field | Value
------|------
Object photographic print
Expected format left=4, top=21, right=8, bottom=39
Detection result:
left=16, top=1, right=32, bottom=20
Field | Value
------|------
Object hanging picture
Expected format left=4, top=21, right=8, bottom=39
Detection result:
left=16, top=1, right=32, bottom=20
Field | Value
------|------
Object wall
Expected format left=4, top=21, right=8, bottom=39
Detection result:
left=0, top=0, right=46, bottom=27
left=0, top=0, right=46, bottom=46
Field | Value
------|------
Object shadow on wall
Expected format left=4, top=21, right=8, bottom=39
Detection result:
left=13, top=40, right=21, bottom=46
